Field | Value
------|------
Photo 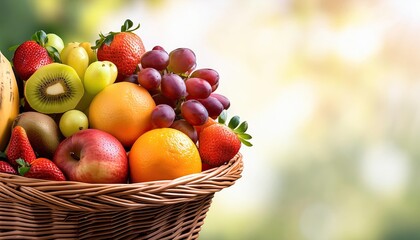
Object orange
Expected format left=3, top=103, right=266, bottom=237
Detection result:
left=88, top=82, right=156, bottom=148
left=128, top=128, right=202, bottom=183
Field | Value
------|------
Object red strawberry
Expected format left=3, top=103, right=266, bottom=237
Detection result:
left=94, top=19, right=145, bottom=81
left=12, top=30, right=57, bottom=80
left=198, top=112, right=252, bottom=167
left=0, top=161, right=17, bottom=175
left=6, top=126, right=36, bottom=169
left=17, top=158, right=65, bottom=181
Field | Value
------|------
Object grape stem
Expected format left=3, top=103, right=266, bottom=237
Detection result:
left=174, top=98, right=184, bottom=119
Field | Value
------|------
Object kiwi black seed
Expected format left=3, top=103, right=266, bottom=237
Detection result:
left=24, top=63, right=84, bottom=114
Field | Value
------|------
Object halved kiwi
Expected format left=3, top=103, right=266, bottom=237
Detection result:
left=24, top=63, right=84, bottom=114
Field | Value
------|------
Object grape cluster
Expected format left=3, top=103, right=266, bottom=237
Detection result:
left=128, top=46, right=230, bottom=142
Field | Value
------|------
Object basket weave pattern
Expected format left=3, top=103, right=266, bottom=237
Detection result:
left=0, top=153, right=243, bottom=239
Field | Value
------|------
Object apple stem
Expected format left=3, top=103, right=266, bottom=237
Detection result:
left=70, top=152, right=80, bottom=161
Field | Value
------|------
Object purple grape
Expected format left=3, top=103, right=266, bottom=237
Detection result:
left=185, top=77, right=212, bottom=99
left=171, top=119, right=198, bottom=143
left=161, top=73, right=187, bottom=100
left=190, top=68, right=219, bottom=91
left=211, top=93, right=230, bottom=110
left=152, top=93, right=177, bottom=108
left=198, top=96, right=224, bottom=119
left=181, top=100, right=208, bottom=126
left=152, top=45, right=166, bottom=51
left=167, top=48, right=196, bottom=74
left=138, top=68, right=161, bottom=90
left=148, top=88, right=160, bottom=96
left=124, top=74, right=139, bottom=84
left=140, top=49, right=169, bottom=71
left=151, top=104, right=176, bottom=128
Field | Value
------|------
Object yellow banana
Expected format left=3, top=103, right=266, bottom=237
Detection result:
left=0, top=51, right=20, bottom=151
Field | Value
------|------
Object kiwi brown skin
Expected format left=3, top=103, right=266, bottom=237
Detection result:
left=12, top=111, right=63, bottom=159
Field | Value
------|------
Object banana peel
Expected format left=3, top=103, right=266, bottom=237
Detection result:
left=0, top=51, right=20, bottom=151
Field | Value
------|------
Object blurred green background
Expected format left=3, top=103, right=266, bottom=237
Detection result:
left=2, top=0, right=420, bottom=239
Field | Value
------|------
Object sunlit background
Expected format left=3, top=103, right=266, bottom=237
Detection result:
left=2, top=0, right=420, bottom=239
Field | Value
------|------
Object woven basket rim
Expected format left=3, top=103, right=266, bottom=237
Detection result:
left=0, top=153, right=243, bottom=211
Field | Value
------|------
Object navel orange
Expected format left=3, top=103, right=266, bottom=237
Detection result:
left=88, top=82, right=156, bottom=148
left=128, top=128, right=201, bottom=183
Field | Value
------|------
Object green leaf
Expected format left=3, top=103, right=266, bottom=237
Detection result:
left=46, top=46, right=61, bottom=63
left=238, top=133, right=252, bottom=140
left=235, top=121, right=248, bottom=133
left=228, top=116, right=240, bottom=129
left=8, top=45, right=19, bottom=52
left=16, top=158, right=31, bottom=176
left=104, top=35, right=114, bottom=46
left=18, top=166, right=30, bottom=176
left=240, top=138, right=253, bottom=147
left=122, top=19, right=133, bottom=32
left=121, top=19, right=140, bottom=32
left=218, top=111, right=227, bottom=124
left=93, top=34, right=105, bottom=49
left=32, top=30, right=48, bottom=46
left=15, top=158, right=26, bottom=166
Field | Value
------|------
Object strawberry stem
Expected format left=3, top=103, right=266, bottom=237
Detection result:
left=218, top=111, right=227, bottom=124
left=236, top=121, right=248, bottom=133
left=228, top=116, right=240, bottom=129
left=16, top=158, right=31, bottom=176
left=30, top=30, right=61, bottom=62
left=217, top=110, right=253, bottom=147
left=121, top=19, right=140, bottom=32
left=46, top=46, right=61, bottom=63
left=32, top=30, right=48, bottom=47
left=93, top=19, right=140, bottom=49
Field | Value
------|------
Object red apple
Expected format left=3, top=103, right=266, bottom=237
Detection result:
left=53, top=129, right=128, bottom=183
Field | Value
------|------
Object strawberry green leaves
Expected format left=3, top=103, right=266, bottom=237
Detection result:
left=32, top=30, right=61, bottom=62
left=121, top=19, right=140, bottom=32
left=9, top=30, right=61, bottom=63
left=218, top=111, right=253, bottom=147
left=32, top=30, right=48, bottom=46
left=16, top=158, right=31, bottom=176
left=94, top=19, right=140, bottom=49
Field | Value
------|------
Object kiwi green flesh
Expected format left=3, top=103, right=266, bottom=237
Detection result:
left=24, top=63, right=84, bottom=114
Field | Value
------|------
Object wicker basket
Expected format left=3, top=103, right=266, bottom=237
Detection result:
left=0, top=153, right=243, bottom=240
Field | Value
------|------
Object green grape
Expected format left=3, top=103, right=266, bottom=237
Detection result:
left=84, top=61, right=113, bottom=95
left=45, top=33, right=64, bottom=53
left=103, top=61, right=118, bottom=84
left=62, top=45, right=89, bottom=80
left=60, top=42, right=80, bottom=63
left=79, top=42, right=97, bottom=64
left=59, top=110, right=89, bottom=137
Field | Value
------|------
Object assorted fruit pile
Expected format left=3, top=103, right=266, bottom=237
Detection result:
left=0, top=19, right=252, bottom=184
